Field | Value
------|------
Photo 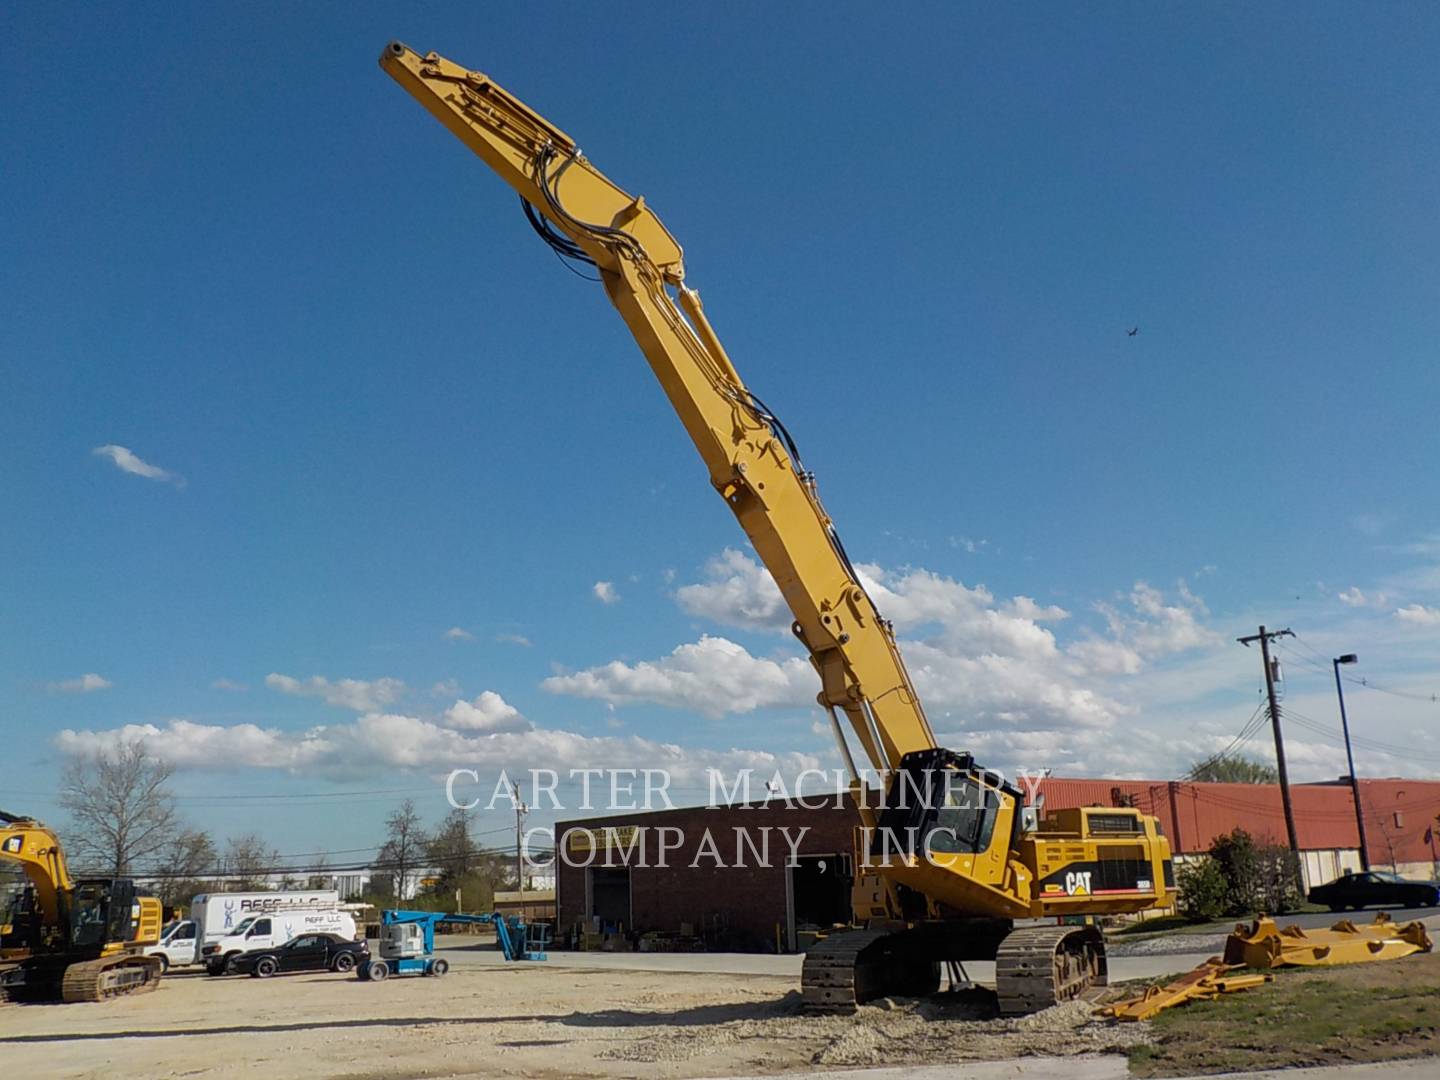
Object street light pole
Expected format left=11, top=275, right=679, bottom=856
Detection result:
left=1333, top=654, right=1370, bottom=871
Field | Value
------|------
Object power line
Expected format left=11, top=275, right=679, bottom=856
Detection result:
left=1183, top=702, right=1268, bottom=780
left=1281, top=636, right=1440, bottom=705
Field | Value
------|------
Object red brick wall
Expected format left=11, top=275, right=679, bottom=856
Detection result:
left=555, top=798, right=858, bottom=949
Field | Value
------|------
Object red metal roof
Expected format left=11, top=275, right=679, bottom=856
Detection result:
left=1032, top=776, right=1440, bottom=864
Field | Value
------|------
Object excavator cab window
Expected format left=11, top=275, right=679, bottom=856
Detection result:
left=69, top=881, right=112, bottom=949
left=927, top=774, right=1002, bottom=855
left=873, top=748, right=1017, bottom=860
left=68, top=878, right=138, bottom=950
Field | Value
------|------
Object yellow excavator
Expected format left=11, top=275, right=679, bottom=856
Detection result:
left=381, top=43, right=1175, bottom=1014
left=0, top=810, right=164, bottom=1002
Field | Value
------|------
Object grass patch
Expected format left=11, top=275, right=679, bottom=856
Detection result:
left=1125, top=949, right=1440, bottom=1076
left=1113, top=915, right=1212, bottom=936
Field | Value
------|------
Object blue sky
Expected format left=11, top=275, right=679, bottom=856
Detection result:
left=4, top=4, right=1439, bottom=865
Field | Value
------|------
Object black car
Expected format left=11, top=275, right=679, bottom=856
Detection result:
left=231, top=933, right=369, bottom=978
left=1307, top=870, right=1440, bottom=912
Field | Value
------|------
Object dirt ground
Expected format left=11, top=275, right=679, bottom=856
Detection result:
left=0, top=952, right=1147, bottom=1080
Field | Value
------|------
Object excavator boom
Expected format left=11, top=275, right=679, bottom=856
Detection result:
left=381, top=42, right=934, bottom=775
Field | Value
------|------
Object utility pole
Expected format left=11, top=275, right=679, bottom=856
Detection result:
left=1332, top=654, right=1370, bottom=870
left=1238, top=626, right=1299, bottom=857
left=512, top=780, right=528, bottom=899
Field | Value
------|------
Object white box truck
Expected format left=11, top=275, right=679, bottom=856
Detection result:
left=145, top=916, right=201, bottom=972
left=180, top=891, right=356, bottom=974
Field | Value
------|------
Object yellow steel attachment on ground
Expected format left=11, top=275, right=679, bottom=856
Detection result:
left=1223, top=912, right=1433, bottom=969
left=1097, top=961, right=1271, bottom=1022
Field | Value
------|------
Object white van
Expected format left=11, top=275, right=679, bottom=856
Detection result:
left=190, top=890, right=340, bottom=948
left=200, top=902, right=356, bottom=975
left=145, top=917, right=201, bottom=972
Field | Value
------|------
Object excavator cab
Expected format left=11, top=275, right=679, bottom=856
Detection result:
left=68, top=879, right=146, bottom=953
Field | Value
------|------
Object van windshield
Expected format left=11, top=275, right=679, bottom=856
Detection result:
left=229, top=917, right=257, bottom=936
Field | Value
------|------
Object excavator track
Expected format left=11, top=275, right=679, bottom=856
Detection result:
left=802, top=927, right=939, bottom=1013
left=994, top=925, right=1106, bottom=1016
left=59, top=954, right=163, bottom=1002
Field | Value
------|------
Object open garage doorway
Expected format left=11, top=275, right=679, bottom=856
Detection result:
left=787, top=853, right=852, bottom=951
left=586, top=866, right=631, bottom=931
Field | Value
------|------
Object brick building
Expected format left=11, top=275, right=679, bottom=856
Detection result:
left=1037, top=777, right=1440, bottom=885
left=554, top=776, right=1440, bottom=951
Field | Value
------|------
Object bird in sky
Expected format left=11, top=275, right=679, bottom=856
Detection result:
left=1127, top=327, right=1139, bottom=337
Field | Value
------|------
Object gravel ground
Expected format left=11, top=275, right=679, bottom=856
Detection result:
left=0, top=957, right=1149, bottom=1079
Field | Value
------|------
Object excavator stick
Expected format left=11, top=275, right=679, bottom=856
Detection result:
left=1097, top=961, right=1271, bottom=1022
left=1224, top=912, right=1433, bottom=969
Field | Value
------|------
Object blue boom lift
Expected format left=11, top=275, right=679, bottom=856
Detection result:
left=357, top=909, right=548, bottom=980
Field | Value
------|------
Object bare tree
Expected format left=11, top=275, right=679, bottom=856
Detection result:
left=427, top=808, right=476, bottom=889
left=223, top=833, right=279, bottom=890
left=60, top=740, right=179, bottom=875
left=377, top=799, right=428, bottom=899
left=153, top=829, right=218, bottom=908
left=305, top=854, right=333, bottom=891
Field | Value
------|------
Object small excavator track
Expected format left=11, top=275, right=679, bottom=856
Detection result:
left=59, top=954, right=163, bottom=1002
left=994, top=924, right=1106, bottom=1016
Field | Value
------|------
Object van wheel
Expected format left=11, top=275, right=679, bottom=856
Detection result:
left=255, top=956, right=279, bottom=978
left=333, top=953, right=356, bottom=973
left=430, top=959, right=449, bottom=977
left=224, top=954, right=240, bottom=974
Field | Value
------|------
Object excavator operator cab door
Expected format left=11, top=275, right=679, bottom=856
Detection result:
left=68, top=879, right=138, bottom=954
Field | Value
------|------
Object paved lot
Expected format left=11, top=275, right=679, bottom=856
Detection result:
left=438, top=937, right=1221, bottom=985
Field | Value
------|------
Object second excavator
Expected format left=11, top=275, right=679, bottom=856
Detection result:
left=380, top=42, right=1175, bottom=1015
left=1, top=810, right=164, bottom=1002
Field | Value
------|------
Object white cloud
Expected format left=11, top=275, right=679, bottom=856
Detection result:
left=265, top=673, right=406, bottom=712
left=543, top=635, right=815, bottom=718
left=675, top=548, right=788, bottom=632
left=211, top=678, right=249, bottom=692
left=495, top=632, right=533, bottom=647
left=442, top=690, right=531, bottom=734
left=662, top=551, right=1230, bottom=768
left=430, top=679, right=461, bottom=698
left=1395, top=604, right=1440, bottom=627
left=592, top=581, right=620, bottom=605
left=56, top=719, right=331, bottom=769
left=53, top=714, right=822, bottom=788
left=91, top=444, right=183, bottom=486
left=49, top=673, right=112, bottom=694
left=1338, top=587, right=1389, bottom=609
left=443, top=627, right=474, bottom=641
left=1089, top=582, right=1219, bottom=659
left=1066, top=639, right=1143, bottom=676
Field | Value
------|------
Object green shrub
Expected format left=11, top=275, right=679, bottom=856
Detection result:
left=1176, top=856, right=1228, bottom=921
left=1205, top=827, right=1302, bottom=915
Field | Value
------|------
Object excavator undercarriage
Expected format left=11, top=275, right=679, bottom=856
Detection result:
left=803, top=921, right=1107, bottom=1016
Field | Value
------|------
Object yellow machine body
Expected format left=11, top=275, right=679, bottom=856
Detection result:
left=381, top=42, right=1175, bottom=1013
